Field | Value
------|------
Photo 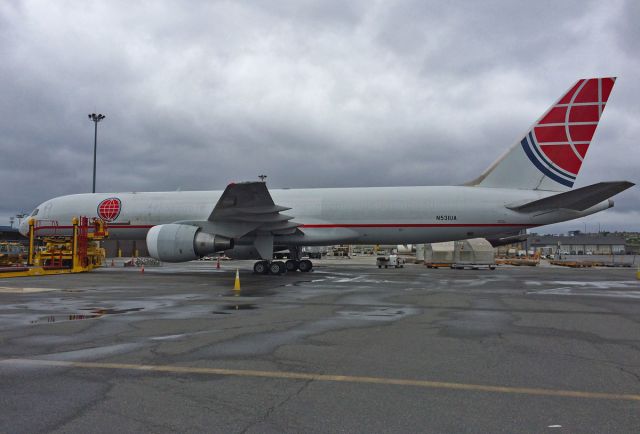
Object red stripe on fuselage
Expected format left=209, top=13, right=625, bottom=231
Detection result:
left=299, top=223, right=532, bottom=228
left=33, top=223, right=533, bottom=232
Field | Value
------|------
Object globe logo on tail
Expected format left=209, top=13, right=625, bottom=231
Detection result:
left=97, top=198, right=122, bottom=222
left=521, top=77, right=615, bottom=187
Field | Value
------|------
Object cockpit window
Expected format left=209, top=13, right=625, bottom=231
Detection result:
left=30, top=208, right=39, bottom=216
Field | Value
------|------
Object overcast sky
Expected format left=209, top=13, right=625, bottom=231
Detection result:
left=1, top=0, right=638, bottom=233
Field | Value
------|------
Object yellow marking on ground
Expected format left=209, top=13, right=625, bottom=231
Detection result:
left=3, top=358, right=640, bottom=402
left=0, top=287, right=62, bottom=293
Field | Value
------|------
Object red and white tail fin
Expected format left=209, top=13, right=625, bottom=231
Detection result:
left=469, top=77, right=616, bottom=191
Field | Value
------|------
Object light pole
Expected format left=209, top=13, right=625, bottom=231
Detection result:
left=15, top=213, right=26, bottom=227
left=88, top=113, right=106, bottom=193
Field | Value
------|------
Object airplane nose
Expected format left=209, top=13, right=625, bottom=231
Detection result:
left=19, top=220, right=29, bottom=237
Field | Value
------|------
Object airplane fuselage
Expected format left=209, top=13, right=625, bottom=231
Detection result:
left=24, top=185, right=610, bottom=246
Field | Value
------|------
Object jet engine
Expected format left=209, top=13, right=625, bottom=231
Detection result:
left=146, top=224, right=233, bottom=262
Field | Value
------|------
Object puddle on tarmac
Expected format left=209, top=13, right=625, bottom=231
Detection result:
left=283, top=280, right=313, bottom=287
left=30, top=307, right=145, bottom=324
left=212, top=304, right=258, bottom=314
left=337, top=307, right=416, bottom=321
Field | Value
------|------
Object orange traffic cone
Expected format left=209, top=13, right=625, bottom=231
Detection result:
left=233, top=268, right=241, bottom=292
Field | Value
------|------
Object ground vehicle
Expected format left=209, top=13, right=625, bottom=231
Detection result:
left=376, top=254, right=405, bottom=268
left=0, top=242, right=26, bottom=266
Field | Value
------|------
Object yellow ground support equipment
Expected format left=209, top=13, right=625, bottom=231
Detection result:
left=495, top=251, right=541, bottom=266
left=0, top=217, right=108, bottom=278
left=0, top=242, right=26, bottom=266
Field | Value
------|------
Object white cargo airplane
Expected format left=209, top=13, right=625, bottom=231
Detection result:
left=20, top=77, right=633, bottom=274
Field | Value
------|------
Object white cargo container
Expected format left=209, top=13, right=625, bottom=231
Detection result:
left=415, top=244, right=426, bottom=263
left=452, top=238, right=496, bottom=269
left=424, top=241, right=455, bottom=267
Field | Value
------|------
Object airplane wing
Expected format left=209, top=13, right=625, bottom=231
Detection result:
left=507, top=181, right=634, bottom=212
left=175, top=182, right=298, bottom=259
left=208, top=182, right=298, bottom=233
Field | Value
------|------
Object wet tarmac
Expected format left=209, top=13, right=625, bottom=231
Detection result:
left=0, top=258, right=639, bottom=433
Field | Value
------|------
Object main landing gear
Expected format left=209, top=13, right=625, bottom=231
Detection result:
left=253, top=259, right=313, bottom=275
left=284, top=259, right=313, bottom=272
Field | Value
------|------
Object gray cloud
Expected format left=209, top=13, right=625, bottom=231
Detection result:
left=1, top=0, right=638, bottom=232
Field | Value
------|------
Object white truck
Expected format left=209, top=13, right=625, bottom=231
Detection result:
left=376, top=254, right=405, bottom=269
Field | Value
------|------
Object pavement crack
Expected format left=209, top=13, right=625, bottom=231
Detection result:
left=239, top=377, right=314, bottom=434
left=619, top=366, right=640, bottom=384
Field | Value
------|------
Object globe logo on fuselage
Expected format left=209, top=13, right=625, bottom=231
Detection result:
left=97, top=198, right=121, bottom=222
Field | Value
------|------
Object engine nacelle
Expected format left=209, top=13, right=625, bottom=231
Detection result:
left=146, top=224, right=233, bottom=262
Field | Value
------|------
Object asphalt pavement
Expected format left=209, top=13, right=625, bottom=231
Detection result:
left=1, top=258, right=639, bottom=433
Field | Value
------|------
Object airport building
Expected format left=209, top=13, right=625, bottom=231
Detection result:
left=0, top=226, right=24, bottom=243
left=528, top=233, right=627, bottom=255
left=102, top=240, right=149, bottom=258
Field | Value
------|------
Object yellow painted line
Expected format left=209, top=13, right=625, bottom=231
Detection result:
left=0, top=286, right=63, bottom=293
left=3, top=358, right=640, bottom=401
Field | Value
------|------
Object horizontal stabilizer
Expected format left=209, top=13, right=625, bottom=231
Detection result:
left=486, top=232, right=529, bottom=247
left=507, top=181, right=634, bottom=212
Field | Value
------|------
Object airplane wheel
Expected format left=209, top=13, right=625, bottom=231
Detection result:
left=253, top=261, right=269, bottom=274
left=285, top=260, right=299, bottom=272
left=299, top=259, right=313, bottom=272
left=269, top=261, right=286, bottom=275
